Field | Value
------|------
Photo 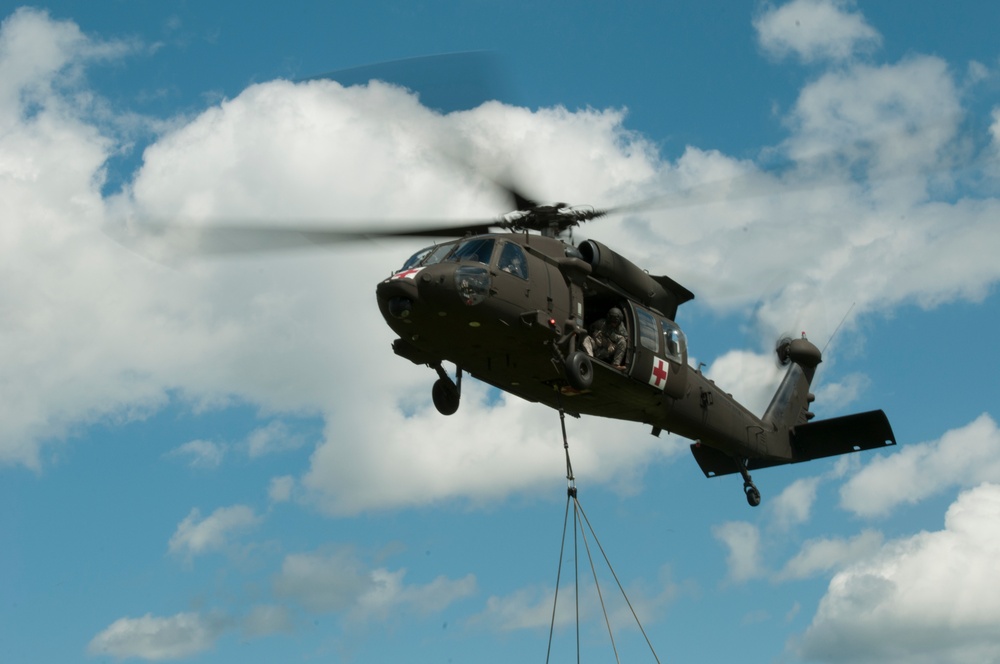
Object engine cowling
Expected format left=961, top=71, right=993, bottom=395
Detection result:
left=577, top=239, right=693, bottom=319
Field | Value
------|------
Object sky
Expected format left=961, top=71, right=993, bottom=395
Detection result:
left=2, top=1, right=1000, bottom=662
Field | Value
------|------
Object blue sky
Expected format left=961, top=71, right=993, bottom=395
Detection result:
left=3, top=1, right=1000, bottom=662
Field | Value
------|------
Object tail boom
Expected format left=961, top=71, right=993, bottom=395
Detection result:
left=689, top=335, right=896, bottom=479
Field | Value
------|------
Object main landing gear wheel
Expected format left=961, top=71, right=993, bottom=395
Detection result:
left=430, top=363, right=462, bottom=416
left=432, top=378, right=460, bottom=415
left=564, top=350, right=594, bottom=390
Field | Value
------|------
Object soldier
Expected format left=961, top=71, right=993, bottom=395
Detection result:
left=583, top=307, right=628, bottom=370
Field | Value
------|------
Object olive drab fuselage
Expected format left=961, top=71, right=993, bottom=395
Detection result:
left=375, top=231, right=895, bottom=507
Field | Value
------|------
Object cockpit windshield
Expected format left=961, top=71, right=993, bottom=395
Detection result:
left=400, top=242, right=457, bottom=271
left=398, top=237, right=496, bottom=271
left=446, top=238, right=495, bottom=265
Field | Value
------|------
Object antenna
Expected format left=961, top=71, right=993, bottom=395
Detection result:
left=823, top=302, right=856, bottom=354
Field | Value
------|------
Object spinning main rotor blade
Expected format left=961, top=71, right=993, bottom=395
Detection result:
left=105, top=218, right=501, bottom=260
left=302, top=51, right=512, bottom=114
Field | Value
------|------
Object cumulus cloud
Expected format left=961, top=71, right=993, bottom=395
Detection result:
left=775, top=529, right=883, bottom=580
left=712, top=521, right=764, bottom=583
left=350, top=568, right=476, bottom=623
left=754, top=0, right=881, bottom=63
left=168, top=504, right=262, bottom=558
left=164, top=422, right=308, bottom=470
left=88, top=611, right=226, bottom=660
left=272, top=547, right=475, bottom=621
left=471, top=584, right=570, bottom=632
left=469, top=567, right=677, bottom=635
left=240, top=604, right=294, bottom=638
left=770, top=476, right=821, bottom=529
left=3, top=8, right=1000, bottom=518
left=268, top=475, right=295, bottom=503
left=245, top=420, right=309, bottom=458
left=795, top=483, right=1000, bottom=663
left=714, top=472, right=886, bottom=584
left=166, top=439, right=226, bottom=469
left=839, top=413, right=1000, bottom=517
left=272, top=548, right=371, bottom=613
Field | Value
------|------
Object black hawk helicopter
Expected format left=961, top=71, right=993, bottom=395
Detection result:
left=123, top=175, right=896, bottom=508
left=122, top=55, right=896, bottom=507
left=359, top=185, right=896, bottom=507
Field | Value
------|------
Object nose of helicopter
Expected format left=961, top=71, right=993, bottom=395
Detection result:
left=376, top=271, right=420, bottom=321
left=386, top=295, right=413, bottom=319
left=376, top=262, right=493, bottom=326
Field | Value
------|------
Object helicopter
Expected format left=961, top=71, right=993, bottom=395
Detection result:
left=119, top=55, right=897, bottom=508
left=124, top=178, right=896, bottom=508
left=360, top=183, right=897, bottom=508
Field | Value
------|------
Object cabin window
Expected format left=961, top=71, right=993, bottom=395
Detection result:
left=497, top=242, right=528, bottom=279
left=635, top=308, right=659, bottom=352
left=661, top=319, right=686, bottom=361
left=448, top=238, right=495, bottom=265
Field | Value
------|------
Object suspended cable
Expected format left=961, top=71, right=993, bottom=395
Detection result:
left=545, top=493, right=572, bottom=664
left=546, top=405, right=662, bottom=663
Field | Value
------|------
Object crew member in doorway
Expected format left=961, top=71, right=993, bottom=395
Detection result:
left=583, top=307, right=628, bottom=370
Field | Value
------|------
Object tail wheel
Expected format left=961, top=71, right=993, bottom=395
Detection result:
left=565, top=351, right=594, bottom=390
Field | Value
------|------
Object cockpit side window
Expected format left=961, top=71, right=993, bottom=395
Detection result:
left=448, top=238, right=495, bottom=265
left=497, top=242, right=528, bottom=279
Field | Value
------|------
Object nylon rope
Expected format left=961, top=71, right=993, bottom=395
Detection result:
left=546, top=401, right=663, bottom=663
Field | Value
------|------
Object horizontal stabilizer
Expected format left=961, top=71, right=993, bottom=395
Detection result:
left=791, top=409, right=896, bottom=462
left=689, top=443, right=789, bottom=477
left=689, top=409, right=896, bottom=478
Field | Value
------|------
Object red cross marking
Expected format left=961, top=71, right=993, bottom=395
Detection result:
left=649, top=358, right=668, bottom=390
left=393, top=267, right=423, bottom=280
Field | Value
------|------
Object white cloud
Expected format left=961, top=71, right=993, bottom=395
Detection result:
left=3, top=9, right=1000, bottom=518
left=770, top=476, right=821, bottom=529
left=268, top=475, right=295, bottom=503
left=350, top=568, right=476, bottom=623
left=775, top=529, right=883, bottom=580
left=839, top=413, right=1000, bottom=517
left=168, top=504, right=262, bottom=558
left=245, top=420, right=308, bottom=458
left=795, top=483, right=1000, bottom=663
left=754, top=0, right=881, bottom=63
left=167, top=439, right=226, bottom=469
left=240, top=604, right=294, bottom=638
left=472, top=584, right=570, bottom=631
left=469, top=567, right=677, bottom=634
left=812, top=371, right=869, bottom=414
left=783, top=56, right=962, bottom=179
left=88, top=611, right=226, bottom=660
left=712, top=521, right=764, bottom=583
left=164, top=424, right=307, bottom=470
left=301, top=383, right=677, bottom=515
left=272, top=548, right=371, bottom=613
left=705, top=349, right=784, bottom=417
left=272, top=547, right=474, bottom=622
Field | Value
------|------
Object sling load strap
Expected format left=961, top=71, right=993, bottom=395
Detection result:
left=546, top=406, right=662, bottom=664
left=559, top=404, right=577, bottom=497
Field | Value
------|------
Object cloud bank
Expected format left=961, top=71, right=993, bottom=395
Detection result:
left=3, top=7, right=1000, bottom=520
